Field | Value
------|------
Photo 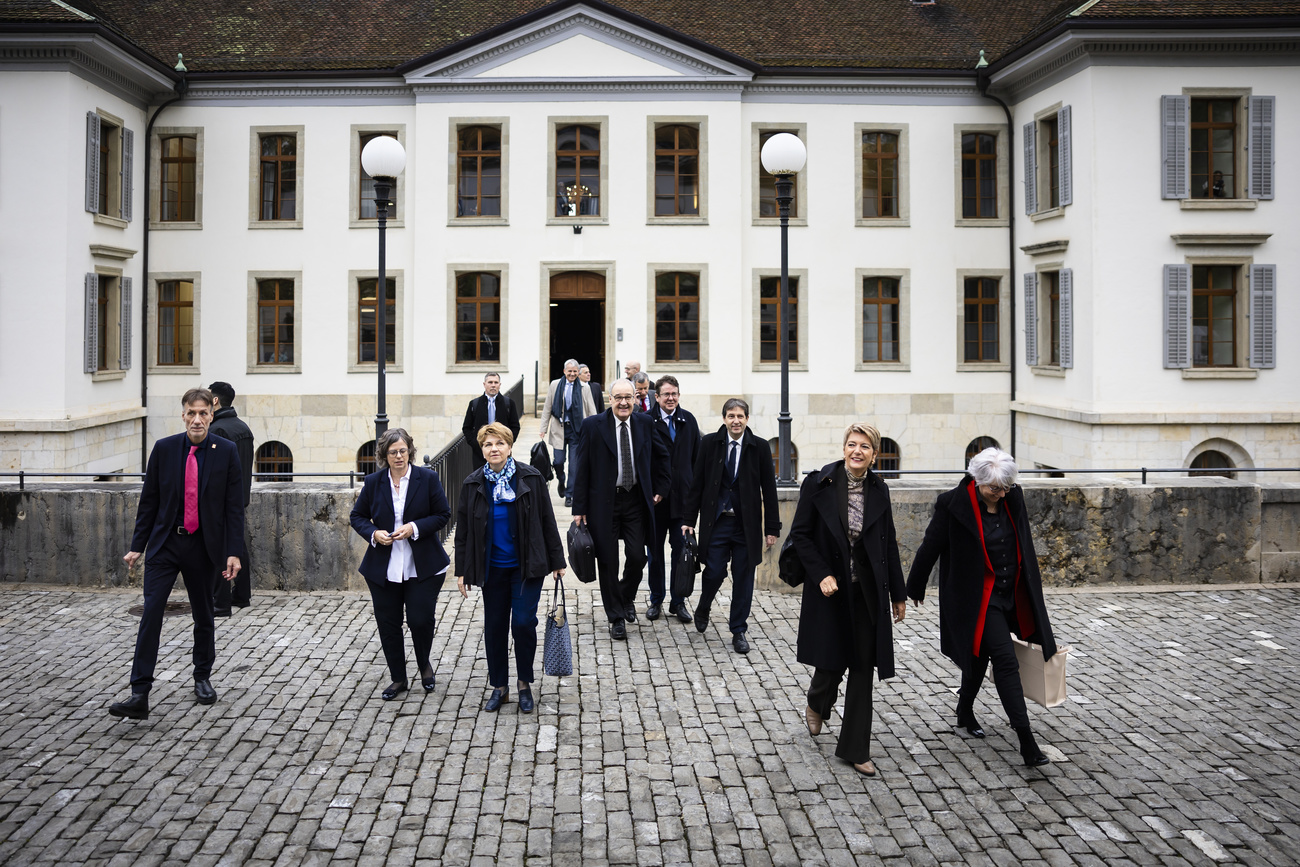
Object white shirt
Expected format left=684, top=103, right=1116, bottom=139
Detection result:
left=372, top=465, right=420, bottom=583
left=616, top=418, right=636, bottom=488
left=727, top=433, right=744, bottom=476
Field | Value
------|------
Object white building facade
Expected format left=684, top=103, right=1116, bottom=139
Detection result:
left=1, top=1, right=1296, bottom=481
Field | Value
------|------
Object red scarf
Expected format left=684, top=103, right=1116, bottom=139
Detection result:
left=966, top=480, right=1035, bottom=655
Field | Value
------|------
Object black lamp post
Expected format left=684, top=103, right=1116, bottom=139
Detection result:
left=760, top=133, right=807, bottom=487
left=360, top=136, right=406, bottom=440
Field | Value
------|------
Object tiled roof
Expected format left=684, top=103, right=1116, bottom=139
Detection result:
left=3, top=0, right=1298, bottom=75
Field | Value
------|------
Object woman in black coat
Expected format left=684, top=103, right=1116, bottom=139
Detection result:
left=906, top=447, right=1057, bottom=767
left=348, top=428, right=452, bottom=701
left=455, top=422, right=567, bottom=714
left=789, top=423, right=906, bottom=777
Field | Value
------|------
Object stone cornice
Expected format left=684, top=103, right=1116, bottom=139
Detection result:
left=1170, top=233, right=1272, bottom=246
left=1012, top=400, right=1300, bottom=426
left=1021, top=239, right=1069, bottom=256
left=0, top=37, right=174, bottom=105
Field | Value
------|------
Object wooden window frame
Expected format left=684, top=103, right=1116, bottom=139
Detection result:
left=1192, top=263, right=1238, bottom=368
left=348, top=270, right=405, bottom=373
left=159, top=135, right=197, bottom=222
left=455, top=125, right=503, bottom=220
left=955, top=269, right=1011, bottom=371
left=860, top=275, right=902, bottom=364
left=255, top=441, right=294, bottom=482
left=651, top=122, right=703, bottom=221
left=646, top=264, right=709, bottom=372
left=358, top=278, right=397, bottom=366
left=148, top=271, right=202, bottom=373
left=1190, top=96, right=1239, bottom=201
left=248, top=126, right=304, bottom=229
left=953, top=124, right=1009, bottom=227
left=653, top=271, right=702, bottom=364
left=751, top=123, right=807, bottom=226
left=447, top=265, right=510, bottom=372
left=156, top=279, right=195, bottom=367
left=88, top=267, right=125, bottom=380
left=350, top=125, right=406, bottom=228
left=861, top=132, right=901, bottom=220
left=855, top=269, right=910, bottom=371
left=752, top=269, right=808, bottom=372
left=151, top=127, right=203, bottom=229
left=448, top=118, right=508, bottom=226
left=877, top=437, right=901, bottom=479
left=91, top=109, right=128, bottom=229
left=547, top=117, right=608, bottom=225
left=246, top=271, right=302, bottom=373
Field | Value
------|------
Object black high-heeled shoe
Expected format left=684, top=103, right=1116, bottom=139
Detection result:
left=956, top=709, right=986, bottom=738
left=1016, top=726, right=1050, bottom=766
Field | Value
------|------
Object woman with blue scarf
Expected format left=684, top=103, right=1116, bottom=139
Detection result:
left=455, top=422, right=567, bottom=713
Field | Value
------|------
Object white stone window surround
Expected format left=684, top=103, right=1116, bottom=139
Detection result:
left=149, top=126, right=203, bottom=230
left=646, top=263, right=709, bottom=372
left=447, top=118, right=509, bottom=227
left=248, top=125, right=305, bottom=230
left=546, top=116, right=610, bottom=226
left=1181, top=254, right=1256, bottom=379
left=1179, top=87, right=1254, bottom=210
left=854, top=268, right=910, bottom=372
left=955, top=268, right=1011, bottom=372
left=647, top=116, right=708, bottom=225
left=751, top=122, right=807, bottom=227
left=751, top=267, right=810, bottom=373
left=446, top=264, right=509, bottom=374
left=854, top=122, right=910, bottom=228
left=953, top=123, right=1010, bottom=228
left=246, top=270, right=303, bottom=374
left=350, top=124, right=406, bottom=229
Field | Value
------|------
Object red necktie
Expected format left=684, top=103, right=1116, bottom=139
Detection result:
left=184, top=445, right=200, bottom=533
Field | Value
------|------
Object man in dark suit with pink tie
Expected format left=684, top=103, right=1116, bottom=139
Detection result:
left=109, top=387, right=246, bottom=720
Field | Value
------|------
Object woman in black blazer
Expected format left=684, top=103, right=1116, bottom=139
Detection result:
left=349, top=428, right=451, bottom=701
left=906, top=447, right=1057, bottom=767
left=455, top=423, right=567, bottom=713
left=789, top=423, right=907, bottom=777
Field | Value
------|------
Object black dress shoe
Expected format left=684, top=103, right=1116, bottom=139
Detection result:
left=213, top=607, right=232, bottom=618
left=518, top=686, right=534, bottom=714
left=565, top=496, right=573, bottom=508
left=646, top=603, right=662, bottom=621
left=956, top=710, right=986, bottom=738
left=610, top=619, right=627, bottom=640
left=420, top=666, right=436, bottom=693
left=1016, top=726, right=1050, bottom=766
left=624, top=605, right=637, bottom=623
left=108, top=693, right=149, bottom=720
left=485, top=687, right=508, bottom=712
left=232, top=600, right=250, bottom=609
left=694, top=609, right=709, bottom=633
left=381, top=680, right=408, bottom=701
left=194, top=680, right=217, bottom=705
left=671, top=602, right=694, bottom=623
left=732, top=634, right=750, bottom=654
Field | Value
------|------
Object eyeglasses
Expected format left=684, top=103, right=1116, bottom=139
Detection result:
left=387, top=449, right=409, bottom=458
left=611, top=395, right=635, bottom=403
left=981, top=483, right=1012, bottom=494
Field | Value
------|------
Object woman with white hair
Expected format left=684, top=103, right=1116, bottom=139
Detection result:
left=906, top=447, right=1057, bottom=767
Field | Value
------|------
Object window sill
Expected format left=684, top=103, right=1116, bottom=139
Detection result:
left=248, top=220, right=304, bottom=230
left=148, top=364, right=201, bottom=376
left=90, top=369, right=128, bottom=382
left=448, top=217, right=509, bottom=227
left=650, top=361, right=709, bottom=373
left=149, top=221, right=203, bottom=231
left=854, top=218, right=910, bottom=228
left=350, top=219, right=406, bottom=230
left=956, top=362, right=1010, bottom=372
left=547, top=217, right=608, bottom=227
left=753, top=362, right=810, bottom=373
left=1181, top=368, right=1258, bottom=379
left=246, top=364, right=302, bottom=374
left=753, top=217, right=809, bottom=228
left=1031, top=365, right=1066, bottom=377
left=1028, top=207, right=1065, bottom=222
left=648, top=216, right=708, bottom=226
left=348, top=363, right=404, bottom=374
left=1180, top=199, right=1258, bottom=211
left=92, top=213, right=128, bottom=230
left=447, top=362, right=506, bottom=374
left=854, top=362, right=911, bottom=372
left=955, top=218, right=1009, bottom=228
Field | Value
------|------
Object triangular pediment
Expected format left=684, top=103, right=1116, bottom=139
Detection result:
left=407, top=4, right=754, bottom=83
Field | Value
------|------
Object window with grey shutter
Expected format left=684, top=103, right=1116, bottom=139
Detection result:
left=1023, top=121, right=1037, bottom=215
left=1058, top=105, right=1072, bottom=207
left=119, top=276, right=133, bottom=370
left=1023, top=272, right=1038, bottom=366
left=121, top=128, right=134, bottom=221
left=1249, top=96, right=1275, bottom=200
left=1059, top=268, right=1073, bottom=369
left=1250, top=264, right=1276, bottom=369
left=85, top=112, right=100, bottom=213
left=1161, top=95, right=1188, bottom=200
left=1163, top=264, right=1191, bottom=368
left=84, top=273, right=99, bottom=373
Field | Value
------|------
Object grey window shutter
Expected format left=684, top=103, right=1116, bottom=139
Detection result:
left=1023, top=272, right=1038, bottom=366
left=84, top=273, right=99, bottom=373
left=1161, top=95, right=1188, bottom=199
left=1163, top=264, right=1191, bottom=369
left=1250, top=264, right=1276, bottom=369
left=1023, top=121, right=1037, bottom=215
left=1058, top=105, right=1072, bottom=207
left=121, top=128, right=134, bottom=221
left=1249, top=96, right=1275, bottom=200
left=119, top=276, right=133, bottom=370
left=1059, top=268, right=1074, bottom=369
left=85, top=112, right=100, bottom=213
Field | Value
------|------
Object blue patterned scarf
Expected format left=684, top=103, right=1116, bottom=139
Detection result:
left=484, top=457, right=517, bottom=503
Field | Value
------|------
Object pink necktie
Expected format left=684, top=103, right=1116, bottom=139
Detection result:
left=184, top=445, right=200, bottom=533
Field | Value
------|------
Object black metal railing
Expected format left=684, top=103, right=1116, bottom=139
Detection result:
left=422, top=435, right=474, bottom=543
left=506, top=374, right=524, bottom=419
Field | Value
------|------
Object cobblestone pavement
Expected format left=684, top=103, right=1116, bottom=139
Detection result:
left=0, top=577, right=1297, bottom=866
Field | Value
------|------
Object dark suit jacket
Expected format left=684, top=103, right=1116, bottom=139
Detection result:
left=462, top=393, right=521, bottom=445
left=570, top=410, right=671, bottom=562
left=130, top=432, right=245, bottom=565
left=682, top=426, right=781, bottom=565
left=588, top=382, right=605, bottom=414
left=349, top=465, right=452, bottom=587
left=906, top=476, right=1056, bottom=672
left=791, top=462, right=905, bottom=677
left=648, top=406, right=701, bottom=519
left=210, top=407, right=254, bottom=506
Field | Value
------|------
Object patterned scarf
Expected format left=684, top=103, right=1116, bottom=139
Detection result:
left=484, top=457, right=517, bottom=503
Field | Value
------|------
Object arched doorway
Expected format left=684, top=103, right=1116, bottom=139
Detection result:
left=549, top=271, right=606, bottom=383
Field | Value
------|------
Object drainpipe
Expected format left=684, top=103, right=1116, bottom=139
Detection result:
left=976, top=61, right=1018, bottom=457
left=140, top=56, right=188, bottom=471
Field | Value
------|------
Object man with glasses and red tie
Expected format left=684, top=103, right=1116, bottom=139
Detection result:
left=109, top=388, right=246, bottom=720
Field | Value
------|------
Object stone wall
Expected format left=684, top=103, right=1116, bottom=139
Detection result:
left=2, top=478, right=1293, bottom=591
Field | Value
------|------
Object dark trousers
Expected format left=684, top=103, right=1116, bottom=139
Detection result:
left=366, top=574, right=444, bottom=683
left=130, top=531, right=217, bottom=694
left=481, top=564, right=545, bottom=687
left=646, top=499, right=686, bottom=607
left=213, top=527, right=252, bottom=609
left=553, top=420, right=577, bottom=497
left=807, top=581, right=879, bottom=763
left=697, top=514, right=754, bottom=635
left=597, top=486, right=649, bottom=622
left=960, top=593, right=1030, bottom=729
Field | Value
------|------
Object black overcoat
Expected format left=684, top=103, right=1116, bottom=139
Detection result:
left=648, top=406, right=701, bottom=519
left=453, top=462, right=567, bottom=585
left=682, top=426, right=781, bottom=564
left=349, top=466, right=452, bottom=587
left=790, top=462, right=906, bottom=677
left=906, top=476, right=1057, bottom=673
left=570, top=410, right=671, bottom=563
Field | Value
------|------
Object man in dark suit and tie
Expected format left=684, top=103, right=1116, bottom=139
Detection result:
left=682, top=398, right=780, bottom=654
left=579, top=364, right=604, bottom=414
left=110, top=388, right=246, bottom=719
left=462, top=372, right=521, bottom=469
left=644, top=375, right=701, bottom=623
left=631, top=372, right=654, bottom=413
left=571, top=379, right=670, bottom=640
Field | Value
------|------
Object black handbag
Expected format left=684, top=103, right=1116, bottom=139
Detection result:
left=566, top=520, right=597, bottom=584
left=778, top=533, right=805, bottom=587
left=530, top=441, right=554, bottom=481
left=672, top=532, right=698, bottom=599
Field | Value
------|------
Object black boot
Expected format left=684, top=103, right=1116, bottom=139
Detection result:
left=108, top=693, right=150, bottom=720
left=956, top=706, right=985, bottom=738
left=1016, top=726, right=1050, bottom=767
